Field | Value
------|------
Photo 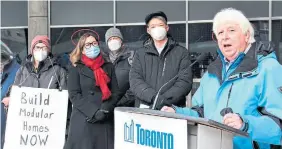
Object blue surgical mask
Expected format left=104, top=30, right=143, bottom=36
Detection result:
left=84, top=46, right=100, bottom=59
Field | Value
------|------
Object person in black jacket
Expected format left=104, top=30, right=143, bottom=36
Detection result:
left=129, top=11, right=193, bottom=110
left=64, top=31, right=120, bottom=149
left=105, top=27, right=135, bottom=107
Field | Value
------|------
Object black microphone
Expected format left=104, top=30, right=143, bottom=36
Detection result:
left=151, top=52, right=208, bottom=110
left=220, top=83, right=234, bottom=116
left=189, top=53, right=208, bottom=67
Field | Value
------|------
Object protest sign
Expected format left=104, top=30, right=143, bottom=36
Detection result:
left=4, top=86, right=68, bottom=149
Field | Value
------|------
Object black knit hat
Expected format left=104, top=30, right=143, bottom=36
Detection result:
left=145, top=11, right=167, bottom=25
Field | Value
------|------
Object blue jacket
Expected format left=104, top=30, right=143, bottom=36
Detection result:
left=1, top=59, right=20, bottom=145
left=175, top=41, right=282, bottom=149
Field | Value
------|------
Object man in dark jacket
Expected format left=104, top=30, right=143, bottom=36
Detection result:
left=129, top=11, right=193, bottom=110
left=104, top=27, right=135, bottom=107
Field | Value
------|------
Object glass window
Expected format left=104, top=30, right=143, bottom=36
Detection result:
left=272, top=20, right=282, bottom=64
left=251, top=21, right=269, bottom=41
left=1, top=1, right=28, bottom=27
left=273, top=1, right=282, bottom=17
left=188, top=23, right=216, bottom=78
left=50, top=1, right=114, bottom=26
left=1, top=29, right=28, bottom=63
left=116, top=24, right=186, bottom=51
left=116, top=1, right=186, bottom=23
left=188, top=1, right=269, bottom=21
left=51, top=26, right=112, bottom=56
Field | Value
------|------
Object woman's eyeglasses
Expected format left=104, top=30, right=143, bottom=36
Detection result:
left=84, top=42, right=98, bottom=49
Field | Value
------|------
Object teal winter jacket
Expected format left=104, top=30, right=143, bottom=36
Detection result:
left=175, top=41, right=282, bottom=149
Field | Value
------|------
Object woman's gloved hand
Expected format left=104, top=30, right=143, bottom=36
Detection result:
left=86, top=109, right=109, bottom=123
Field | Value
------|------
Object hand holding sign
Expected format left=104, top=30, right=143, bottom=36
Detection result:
left=2, top=97, right=10, bottom=107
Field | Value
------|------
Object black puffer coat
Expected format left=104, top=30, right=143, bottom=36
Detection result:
left=129, top=37, right=193, bottom=109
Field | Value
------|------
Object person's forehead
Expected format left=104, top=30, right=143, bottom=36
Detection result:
left=35, top=43, right=47, bottom=47
left=109, top=36, right=121, bottom=40
left=217, top=21, right=240, bottom=29
left=148, top=18, right=165, bottom=25
left=85, top=36, right=97, bottom=43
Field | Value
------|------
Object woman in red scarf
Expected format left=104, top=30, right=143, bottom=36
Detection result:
left=64, top=32, right=121, bottom=149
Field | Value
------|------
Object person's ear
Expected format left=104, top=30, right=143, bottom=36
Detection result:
left=166, top=25, right=169, bottom=32
left=147, top=27, right=150, bottom=35
left=245, top=31, right=250, bottom=43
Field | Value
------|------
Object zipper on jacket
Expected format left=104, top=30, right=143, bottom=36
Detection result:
left=47, top=76, right=54, bottom=89
left=162, top=58, right=167, bottom=77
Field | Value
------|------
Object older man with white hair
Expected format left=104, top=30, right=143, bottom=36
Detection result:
left=161, top=8, right=282, bottom=149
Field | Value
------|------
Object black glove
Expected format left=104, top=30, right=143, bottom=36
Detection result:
left=101, top=100, right=116, bottom=113
left=86, top=109, right=109, bottom=123
left=116, top=91, right=135, bottom=107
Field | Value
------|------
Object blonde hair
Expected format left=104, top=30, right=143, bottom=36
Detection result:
left=70, top=33, right=99, bottom=66
left=213, top=8, right=255, bottom=44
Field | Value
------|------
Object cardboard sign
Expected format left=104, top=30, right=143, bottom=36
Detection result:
left=115, top=110, right=188, bottom=149
left=4, top=86, right=68, bottom=149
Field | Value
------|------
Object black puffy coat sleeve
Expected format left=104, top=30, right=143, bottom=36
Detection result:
left=67, top=66, right=99, bottom=119
left=161, top=49, right=193, bottom=106
left=116, top=90, right=135, bottom=107
left=129, top=51, right=157, bottom=104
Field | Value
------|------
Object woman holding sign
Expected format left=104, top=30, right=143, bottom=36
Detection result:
left=65, top=29, right=121, bottom=149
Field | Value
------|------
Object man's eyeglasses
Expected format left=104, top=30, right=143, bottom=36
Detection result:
left=84, top=42, right=98, bottom=49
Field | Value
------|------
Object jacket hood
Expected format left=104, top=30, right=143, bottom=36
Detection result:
left=104, top=46, right=134, bottom=63
left=24, top=53, right=58, bottom=74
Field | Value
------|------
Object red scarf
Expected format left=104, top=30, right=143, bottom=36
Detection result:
left=81, top=54, right=111, bottom=100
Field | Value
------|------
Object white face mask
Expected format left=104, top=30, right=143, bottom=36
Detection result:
left=108, top=39, right=122, bottom=51
left=33, top=50, right=48, bottom=62
left=150, top=27, right=167, bottom=41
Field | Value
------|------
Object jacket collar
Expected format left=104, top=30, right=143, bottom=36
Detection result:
left=143, top=37, right=177, bottom=57
left=24, top=53, right=57, bottom=74
left=76, top=61, right=95, bottom=79
left=105, top=46, right=133, bottom=64
left=207, top=41, right=274, bottom=84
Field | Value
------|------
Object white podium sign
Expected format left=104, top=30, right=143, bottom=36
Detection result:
left=4, top=86, right=68, bottom=149
left=115, top=110, right=188, bottom=149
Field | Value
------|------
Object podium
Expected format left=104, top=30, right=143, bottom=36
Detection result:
left=114, top=107, right=248, bottom=149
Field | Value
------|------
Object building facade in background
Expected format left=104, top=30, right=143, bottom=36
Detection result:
left=1, top=0, right=282, bottom=96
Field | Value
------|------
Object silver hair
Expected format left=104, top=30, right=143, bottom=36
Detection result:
left=213, top=8, right=255, bottom=43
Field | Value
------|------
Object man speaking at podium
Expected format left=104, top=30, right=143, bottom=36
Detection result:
left=162, top=8, right=282, bottom=149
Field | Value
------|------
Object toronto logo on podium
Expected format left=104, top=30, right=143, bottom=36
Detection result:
left=124, top=120, right=134, bottom=143
left=123, top=120, right=175, bottom=149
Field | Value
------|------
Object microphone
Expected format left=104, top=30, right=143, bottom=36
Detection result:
left=189, top=53, right=208, bottom=67
left=220, top=83, right=234, bottom=116
left=151, top=52, right=208, bottom=110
